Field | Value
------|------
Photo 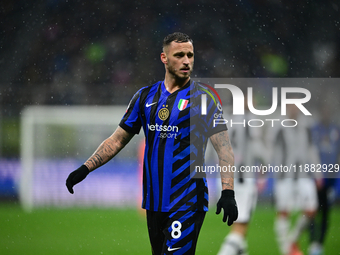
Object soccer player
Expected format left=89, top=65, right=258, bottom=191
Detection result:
left=268, top=102, right=321, bottom=255
left=309, top=104, right=340, bottom=255
left=66, top=32, right=238, bottom=255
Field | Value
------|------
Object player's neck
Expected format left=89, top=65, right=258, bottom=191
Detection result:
left=163, top=75, right=190, bottom=94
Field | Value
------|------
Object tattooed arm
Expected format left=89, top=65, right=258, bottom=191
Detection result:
left=210, top=130, right=235, bottom=190
left=84, top=126, right=135, bottom=172
left=211, top=130, right=238, bottom=224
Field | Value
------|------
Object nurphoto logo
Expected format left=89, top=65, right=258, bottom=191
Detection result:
left=201, top=84, right=312, bottom=128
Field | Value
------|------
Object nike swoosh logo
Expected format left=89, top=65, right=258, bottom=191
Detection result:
left=146, top=102, right=157, bottom=107
left=168, top=247, right=181, bottom=251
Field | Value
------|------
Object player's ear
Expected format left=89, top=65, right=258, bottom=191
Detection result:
left=160, top=52, right=167, bottom=64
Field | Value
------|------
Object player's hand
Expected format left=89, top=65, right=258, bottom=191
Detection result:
left=216, top=189, right=238, bottom=226
left=66, top=165, right=90, bottom=194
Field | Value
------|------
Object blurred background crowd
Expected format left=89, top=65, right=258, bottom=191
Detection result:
left=0, top=0, right=339, bottom=156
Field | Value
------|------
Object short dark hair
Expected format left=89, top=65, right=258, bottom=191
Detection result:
left=162, top=32, right=193, bottom=49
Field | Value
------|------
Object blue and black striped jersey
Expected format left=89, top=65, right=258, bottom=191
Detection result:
left=119, top=80, right=227, bottom=212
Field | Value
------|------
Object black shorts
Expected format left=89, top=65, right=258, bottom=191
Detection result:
left=146, top=210, right=206, bottom=255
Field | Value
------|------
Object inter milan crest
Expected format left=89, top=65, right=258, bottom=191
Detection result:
left=158, top=105, right=169, bottom=121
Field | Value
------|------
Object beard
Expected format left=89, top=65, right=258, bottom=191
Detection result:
left=167, top=63, right=193, bottom=80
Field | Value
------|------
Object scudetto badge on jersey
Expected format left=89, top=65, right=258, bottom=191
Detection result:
left=178, top=99, right=189, bottom=111
left=158, top=107, right=169, bottom=121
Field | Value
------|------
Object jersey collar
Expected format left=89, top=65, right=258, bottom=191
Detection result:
left=161, top=80, right=192, bottom=96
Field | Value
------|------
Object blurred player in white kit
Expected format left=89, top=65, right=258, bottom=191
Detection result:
left=217, top=100, right=270, bottom=255
left=268, top=102, right=321, bottom=255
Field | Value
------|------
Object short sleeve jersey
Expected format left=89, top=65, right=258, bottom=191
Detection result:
left=119, top=80, right=227, bottom=212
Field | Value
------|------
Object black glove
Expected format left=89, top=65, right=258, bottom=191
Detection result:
left=66, top=165, right=90, bottom=194
left=216, top=189, right=238, bottom=226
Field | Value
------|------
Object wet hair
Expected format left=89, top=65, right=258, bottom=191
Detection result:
left=162, top=32, right=193, bottom=50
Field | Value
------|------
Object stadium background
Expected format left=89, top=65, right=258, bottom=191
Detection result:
left=1, top=1, right=340, bottom=254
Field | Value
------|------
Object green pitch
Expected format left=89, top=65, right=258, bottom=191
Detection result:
left=1, top=203, right=340, bottom=254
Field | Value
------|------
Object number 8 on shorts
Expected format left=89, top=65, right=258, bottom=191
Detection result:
left=171, top=220, right=182, bottom=239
